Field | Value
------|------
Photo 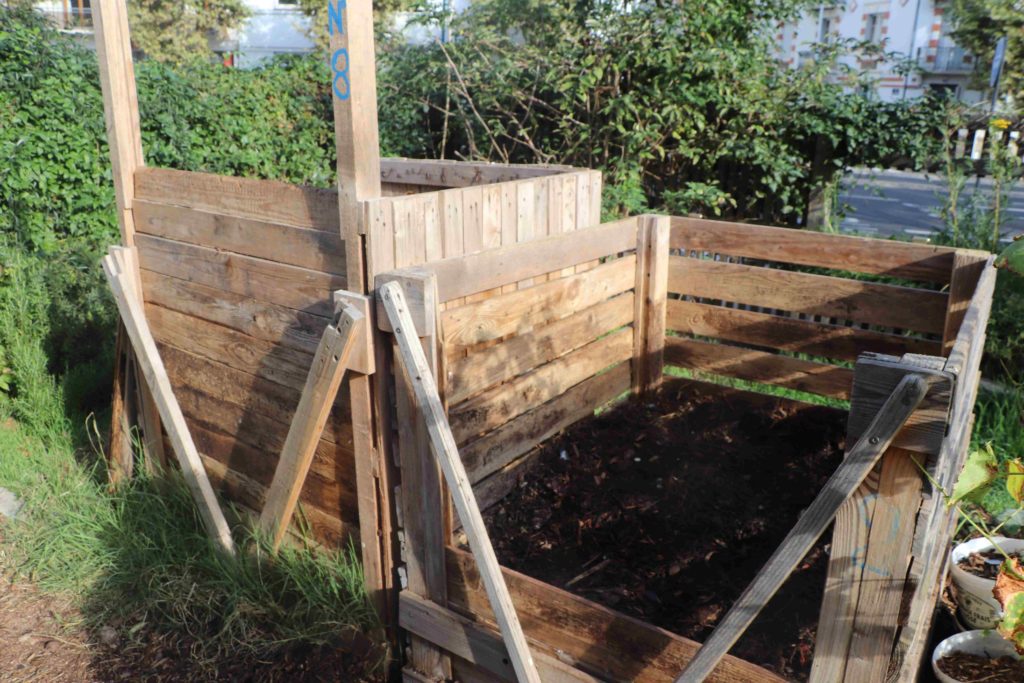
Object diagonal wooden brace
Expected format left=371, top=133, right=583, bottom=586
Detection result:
left=259, top=298, right=365, bottom=551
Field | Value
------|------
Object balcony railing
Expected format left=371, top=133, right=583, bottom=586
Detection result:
left=41, top=4, right=93, bottom=31
left=920, top=46, right=974, bottom=74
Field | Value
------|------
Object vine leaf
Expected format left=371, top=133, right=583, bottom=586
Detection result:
left=1008, top=459, right=1024, bottom=504
left=950, top=444, right=999, bottom=506
left=995, top=559, right=1024, bottom=654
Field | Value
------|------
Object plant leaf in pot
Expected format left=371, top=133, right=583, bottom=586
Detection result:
left=994, top=557, right=1024, bottom=653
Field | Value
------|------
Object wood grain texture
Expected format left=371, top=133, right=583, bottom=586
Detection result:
left=133, top=200, right=347, bottom=276
left=446, top=547, right=786, bottom=683
left=442, top=256, right=636, bottom=349
left=446, top=292, right=634, bottom=405
left=634, top=216, right=670, bottom=394
left=668, top=257, right=948, bottom=335
left=669, top=217, right=956, bottom=284
left=942, top=252, right=988, bottom=355
left=667, top=300, right=941, bottom=363
left=674, top=375, right=928, bottom=683
left=450, top=329, right=634, bottom=443
left=260, top=307, right=363, bottom=550
left=664, top=336, right=853, bottom=399
left=135, top=167, right=341, bottom=232
left=379, top=158, right=572, bottom=188
left=381, top=281, right=541, bottom=683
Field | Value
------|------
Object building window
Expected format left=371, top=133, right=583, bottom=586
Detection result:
left=819, top=16, right=832, bottom=42
left=865, top=13, right=884, bottom=43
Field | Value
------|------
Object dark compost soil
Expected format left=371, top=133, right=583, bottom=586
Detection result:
left=937, top=652, right=1024, bottom=683
left=484, top=378, right=847, bottom=682
left=958, top=549, right=1024, bottom=580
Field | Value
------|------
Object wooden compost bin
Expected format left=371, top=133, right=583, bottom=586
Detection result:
left=375, top=215, right=996, bottom=683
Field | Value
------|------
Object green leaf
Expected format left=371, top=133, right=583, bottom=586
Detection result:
left=950, top=443, right=999, bottom=505
left=997, top=238, right=1024, bottom=278
left=998, top=584, right=1024, bottom=654
left=1009, top=459, right=1024, bottom=504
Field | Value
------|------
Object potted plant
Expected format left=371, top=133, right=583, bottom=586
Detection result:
left=951, top=536, right=1024, bottom=629
left=932, top=629, right=1024, bottom=683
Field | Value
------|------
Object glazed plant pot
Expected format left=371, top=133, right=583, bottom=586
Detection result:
left=950, top=537, right=1024, bottom=629
left=932, top=630, right=1023, bottom=683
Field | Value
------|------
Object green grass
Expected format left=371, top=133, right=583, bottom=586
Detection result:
left=0, top=245, right=382, bottom=672
left=664, top=364, right=850, bottom=410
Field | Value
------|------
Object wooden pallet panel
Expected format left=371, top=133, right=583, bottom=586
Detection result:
left=133, top=200, right=347, bottom=275
left=667, top=300, right=941, bottom=362
left=668, top=257, right=948, bottom=335
left=447, top=292, right=634, bottom=404
left=450, top=328, right=634, bottom=443
left=442, top=256, right=636, bottom=349
left=664, top=336, right=853, bottom=399
left=669, top=217, right=956, bottom=284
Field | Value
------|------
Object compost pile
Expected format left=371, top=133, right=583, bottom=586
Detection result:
left=485, top=379, right=846, bottom=681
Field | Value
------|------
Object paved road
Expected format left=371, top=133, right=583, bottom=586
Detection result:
left=838, top=168, right=1024, bottom=243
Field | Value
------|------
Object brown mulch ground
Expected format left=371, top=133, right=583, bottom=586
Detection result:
left=485, top=378, right=847, bottom=682
left=936, top=652, right=1024, bottom=683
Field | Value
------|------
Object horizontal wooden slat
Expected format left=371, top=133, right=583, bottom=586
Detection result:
left=422, top=218, right=637, bottom=301
left=134, top=167, right=341, bottom=232
left=450, top=329, right=634, bottom=443
left=142, top=270, right=330, bottom=353
left=670, top=216, right=958, bottom=284
left=448, top=293, right=634, bottom=404
left=134, top=200, right=347, bottom=275
left=664, top=336, right=853, bottom=399
left=668, top=257, right=948, bottom=335
left=159, top=342, right=351, bottom=446
left=446, top=548, right=786, bottom=683
left=137, top=234, right=344, bottom=318
left=464, top=362, right=631, bottom=485
left=400, top=592, right=599, bottom=683
left=198, top=450, right=348, bottom=545
left=443, top=256, right=636, bottom=348
left=667, top=300, right=940, bottom=363
left=380, top=158, right=573, bottom=188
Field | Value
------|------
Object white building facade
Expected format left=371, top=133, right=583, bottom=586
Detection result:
left=774, top=0, right=985, bottom=103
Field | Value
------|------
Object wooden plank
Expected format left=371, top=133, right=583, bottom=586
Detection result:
left=846, top=352, right=954, bottom=456
left=418, top=217, right=637, bottom=302
left=133, top=200, right=347, bottom=276
left=463, top=362, right=632, bottom=486
left=634, top=215, right=669, bottom=394
left=446, top=292, right=633, bottom=405
left=380, top=281, right=542, bottom=683
left=400, top=592, right=599, bottom=683
left=107, top=325, right=134, bottom=482
left=842, top=447, right=924, bottom=682
left=667, top=300, right=942, bottom=362
left=364, top=199, right=395, bottom=279
left=379, top=158, right=573, bottom=188
left=944, top=258, right=997, bottom=376
left=663, top=337, right=853, bottom=399
left=443, top=256, right=636, bottom=349
left=446, top=547, right=785, bottom=683
left=103, top=250, right=235, bottom=554
left=674, top=374, right=929, bottom=683
left=259, top=306, right=363, bottom=550
left=134, top=167, right=340, bottom=232
left=668, top=257, right=949, bottom=335
left=450, top=329, right=634, bottom=443
left=942, top=252, right=988, bottom=355
left=669, top=217, right=957, bottom=284
left=136, top=234, right=345, bottom=317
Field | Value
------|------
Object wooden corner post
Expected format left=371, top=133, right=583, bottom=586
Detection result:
left=632, top=215, right=669, bottom=395
left=94, top=0, right=165, bottom=481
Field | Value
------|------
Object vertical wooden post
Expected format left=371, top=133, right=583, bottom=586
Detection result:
left=94, top=0, right=165, bottom=478
left=943, top=251, right=988, bottom=356
left=378, top=271, right=452, bottom=681
left=632, top=215, right=669, bottom=395
left=327, top=0, right=394, bottom=633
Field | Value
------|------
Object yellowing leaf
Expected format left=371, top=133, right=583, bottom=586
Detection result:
left=1009, top=459, right=1024, bottom=504
left=950, top=444, right=999, bottom=505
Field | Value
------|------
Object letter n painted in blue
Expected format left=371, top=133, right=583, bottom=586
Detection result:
left=327, top=0, right=346, bottom=36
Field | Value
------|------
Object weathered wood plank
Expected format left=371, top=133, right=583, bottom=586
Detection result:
left=443, top=256, right=636, bottom=349
left=674, top=375, right=928, bottom=683
left=634, top=216, right=669, bottom=394
left=381, top=281, right=542, bottom=683
left=136, top=233, right=345, bottom=318
left=134, top=167, right=341, bottom=232
left=446, top=547, right=786, bottom=683
left=668, top=257, right=949, bottom=335
left=667, top=300, right=941, bottom=363
left=463, top=362, right=632, bottom=486
left=446, top=292, right=634, bottom=404
left=670, top=217, right=957, bottom=284
left=942, top=252, right=989, bottom=355
left=663, top=337, right=853, bottom=399
left=379, top=158, right=572, bottom=188
left=133, top=200, right=347, bottom=276
left=450, top=329, right=635, bottom=443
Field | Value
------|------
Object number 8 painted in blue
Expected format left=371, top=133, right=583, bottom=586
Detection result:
left=332, top=48, right=350, bottom=101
